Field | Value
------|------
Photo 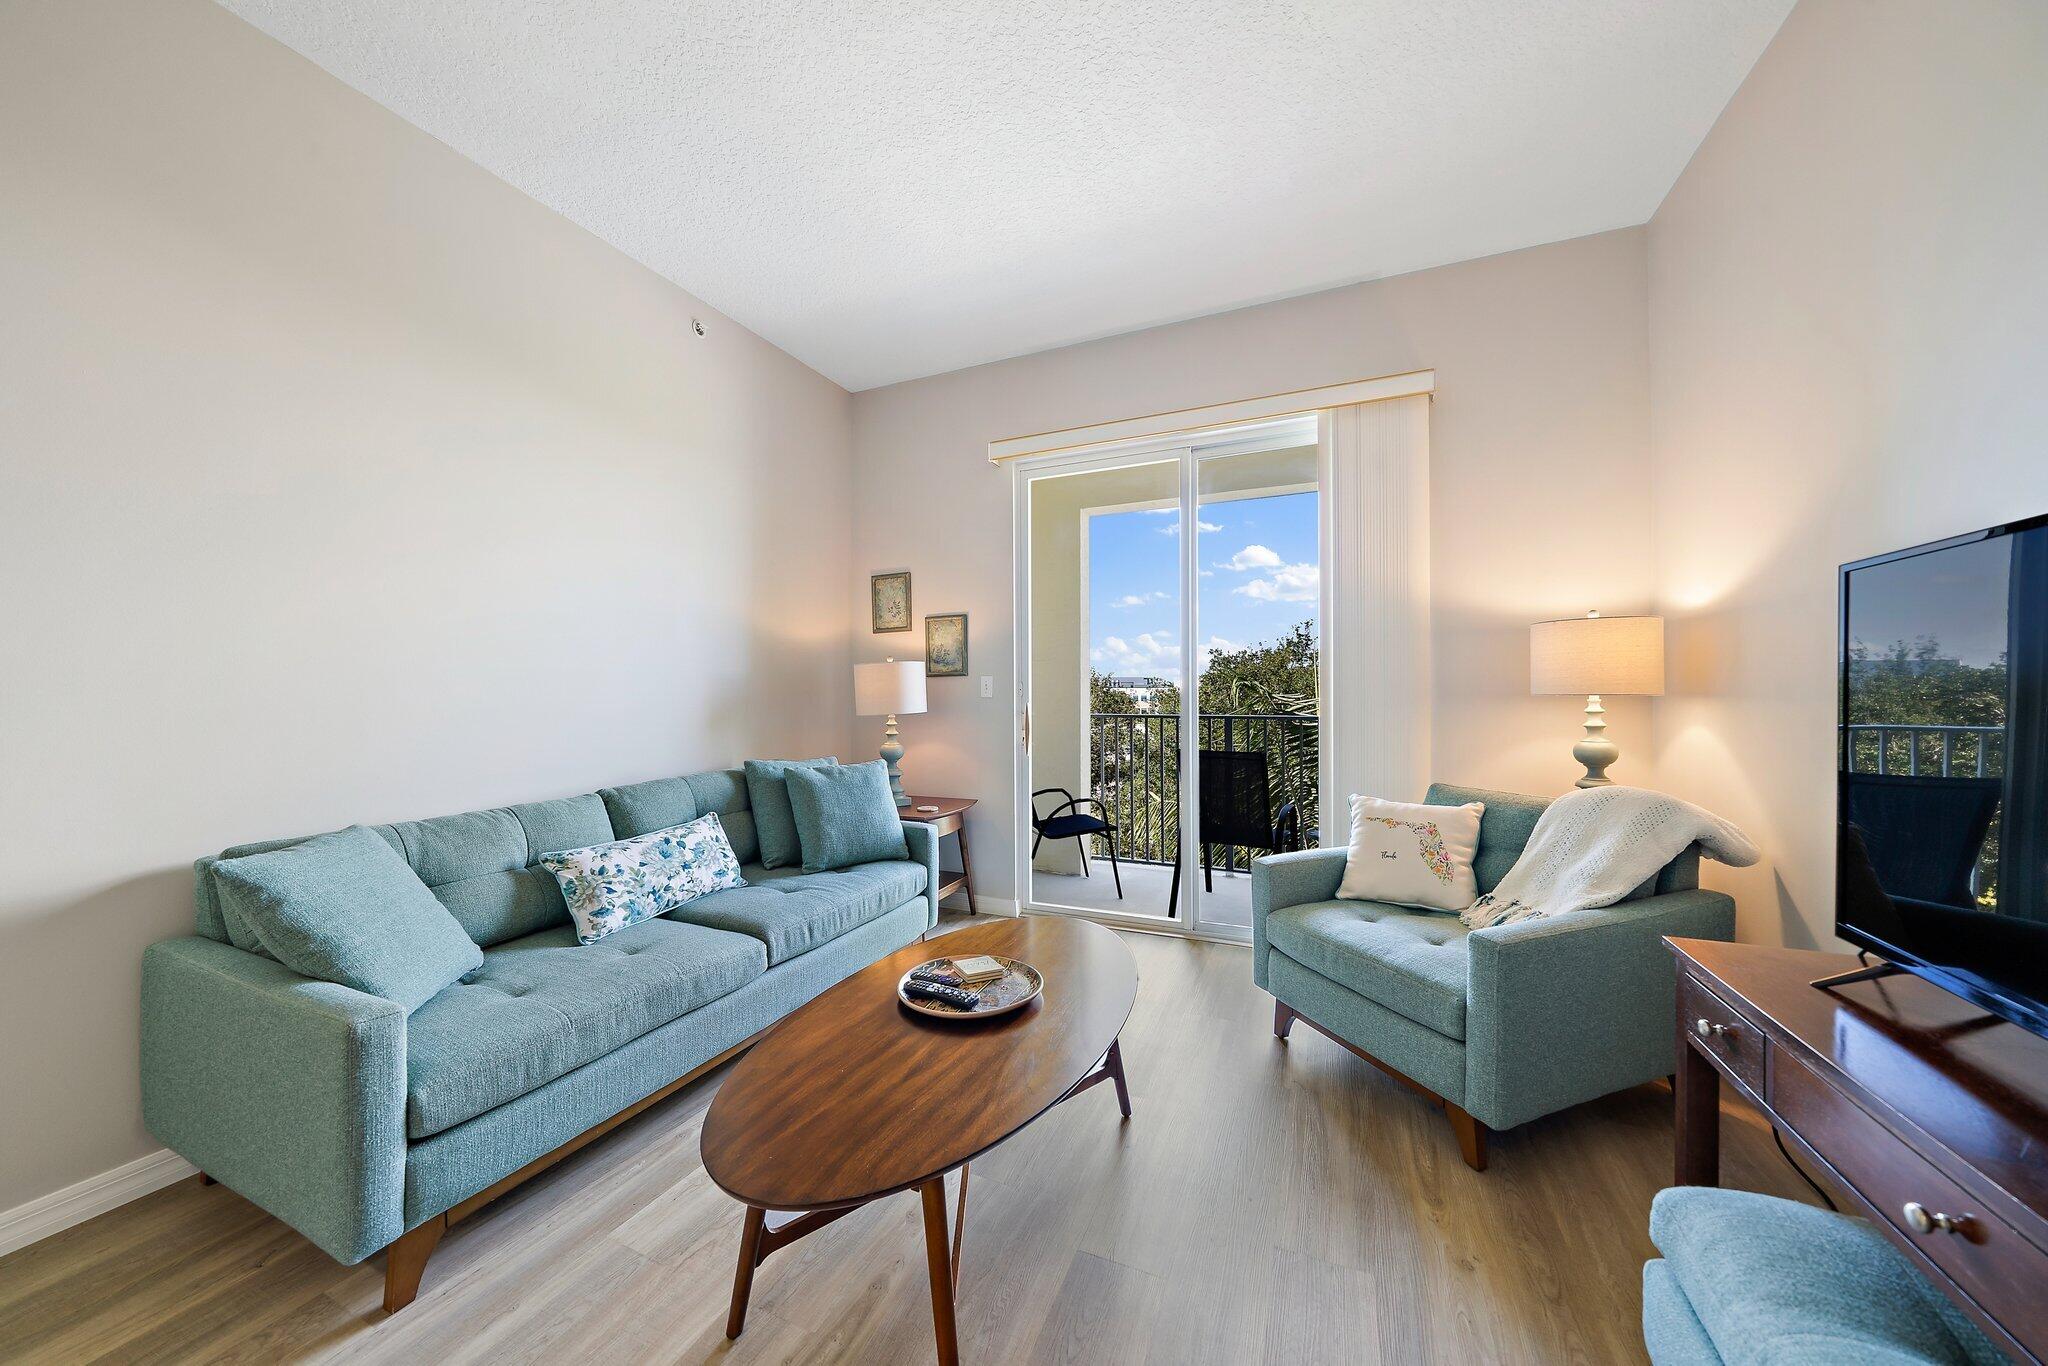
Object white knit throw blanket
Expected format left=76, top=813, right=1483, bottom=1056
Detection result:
left=1462, top=786, right=1760, bottom=929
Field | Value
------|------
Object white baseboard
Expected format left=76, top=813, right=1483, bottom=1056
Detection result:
left=0, top=1148, right=197, bottom=1259
left=969, top=896, right=1020, bottom=916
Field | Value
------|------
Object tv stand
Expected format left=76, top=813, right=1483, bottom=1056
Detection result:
left=1668, top=937, right=2048, bottom=1362
left=1809, top=956, right=1908, bottom=991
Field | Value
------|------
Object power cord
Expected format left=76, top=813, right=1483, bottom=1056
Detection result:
left=1771, top=1126, right=1837, bottom=1212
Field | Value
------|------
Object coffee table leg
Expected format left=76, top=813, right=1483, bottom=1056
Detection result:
left=1107, top=1037, right=1133, bottom=1118
left=726, top=1204, right=766, bottom=1339
left=950, top=1163, right=970, bottom=1285
left=919, top=1179, right=961, bottom=1366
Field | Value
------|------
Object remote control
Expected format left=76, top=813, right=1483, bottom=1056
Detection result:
left=908, top=966, right=958, bottom=987
left=904, top=979, right=981, bottom=1009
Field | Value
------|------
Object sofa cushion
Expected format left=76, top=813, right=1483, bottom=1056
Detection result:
left=403, top=917, right=766, bottom=1138
left=376, top=794, right=618, bottom=948
left=786, top=760, right=910, bottom=872
left=1265, top=898, right=1470, bottom=1039
left=669, top=860, right=927, bottom=965
left=743, top=757, right=839, bottom=869
left=1648, top=1187, right=2008, bottom=1366
left=1423, top=783, right=1549, bottom=894
left=685, top=768, right=759, bottom=865
left=211, top=826, right=483, bottom=1012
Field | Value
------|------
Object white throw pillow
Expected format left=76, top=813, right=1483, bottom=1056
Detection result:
left=1335, top=795, right=1485, bottom=912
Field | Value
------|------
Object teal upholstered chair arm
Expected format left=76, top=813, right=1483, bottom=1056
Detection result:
left=1251, top=848, right=1349, bottom=988
left=141, top=936, right=408, bottom=1265
left=1462, top=888, right=1736, bottom=1131
left=901, top=821, right=941, bottom=928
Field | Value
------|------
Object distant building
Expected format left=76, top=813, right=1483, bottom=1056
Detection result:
left=1105, top=675, right=1173, bottom=709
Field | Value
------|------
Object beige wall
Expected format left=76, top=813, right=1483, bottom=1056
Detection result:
left=852, top=228, right=1657, bottom=904
left=1645, top=0, right=2048, bottom=948
left=0, top=0, right=853, bottom=1214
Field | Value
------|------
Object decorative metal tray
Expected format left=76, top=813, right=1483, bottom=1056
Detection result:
left=896, top=955, right=1044, bottom=1019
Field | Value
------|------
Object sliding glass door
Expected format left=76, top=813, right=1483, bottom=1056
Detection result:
left=1014, top=420, right=1323, bottom=940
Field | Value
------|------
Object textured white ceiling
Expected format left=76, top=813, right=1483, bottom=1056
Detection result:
left=218, top=0, right=1792, bottom=390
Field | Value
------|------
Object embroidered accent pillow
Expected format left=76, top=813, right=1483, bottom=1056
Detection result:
left=1335, top=795, right=1485, bottom=912
left=540, top=813, right=745, bottom=945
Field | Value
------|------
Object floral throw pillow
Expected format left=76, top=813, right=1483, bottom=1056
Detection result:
left=1334, top=795, right=1485, bottom=913
left=540, top=813, right=745, bottom=945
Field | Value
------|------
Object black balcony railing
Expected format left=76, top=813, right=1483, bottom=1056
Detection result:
left=1087, top=711, right=1319, bottom=870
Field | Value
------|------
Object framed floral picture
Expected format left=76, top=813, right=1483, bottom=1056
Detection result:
left=924, top=613, right=968, bottom=677
left=871, top=571, right=912, bottom=633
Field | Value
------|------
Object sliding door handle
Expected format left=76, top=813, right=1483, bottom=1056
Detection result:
left=1021, top=707, right=1031, bottom=753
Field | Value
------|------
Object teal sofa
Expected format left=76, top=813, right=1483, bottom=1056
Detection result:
left=141, top=766, right=940, bottom=1311
left=1253, top=783, right=1735, bottom=1169
left=1645, top=1187, right=2007, bottom=1364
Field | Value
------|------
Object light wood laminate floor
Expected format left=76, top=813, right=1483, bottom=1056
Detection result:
left=0, top=919, right=1817, bottom=1364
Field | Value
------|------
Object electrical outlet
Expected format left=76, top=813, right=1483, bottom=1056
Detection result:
left=979, top=675, right=993, bottom=698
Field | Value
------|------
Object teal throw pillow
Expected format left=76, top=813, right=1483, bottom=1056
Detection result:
left=784, top=760, right=910, bottom=873
left=210, top=825, right=482, bottom=1011
left=742, top=756, right=838, bottom=868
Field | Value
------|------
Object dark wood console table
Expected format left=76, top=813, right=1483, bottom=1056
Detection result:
left=1668, top=938, right=2048, bottom=1363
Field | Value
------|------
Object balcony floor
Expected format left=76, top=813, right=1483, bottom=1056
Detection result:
left=1029, top=857, right=1255, bottom=931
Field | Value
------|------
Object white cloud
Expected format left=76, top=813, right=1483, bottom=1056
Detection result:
left=1113, top=591, right=1170, bottom=607
left=1235, top=562, right=1320, bottom=603
left=1092, top=630, right=1181, bottom=679
left=1218, top=544, right=1282, bottom=571
left=1156, top=519, right=1223, bottom=536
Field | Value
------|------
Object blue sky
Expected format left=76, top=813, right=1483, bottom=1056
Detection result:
left=1088, top=491, right=1319, bottom=683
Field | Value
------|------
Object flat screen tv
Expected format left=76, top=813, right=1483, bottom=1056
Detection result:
left=1838, top=512, right=2048, bottom=1038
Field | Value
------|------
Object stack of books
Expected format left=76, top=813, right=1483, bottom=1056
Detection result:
left=949, top=954, right=1007, bottom=986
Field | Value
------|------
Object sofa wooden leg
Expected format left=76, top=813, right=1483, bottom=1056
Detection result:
left=199, top=1173, right=216, bottom=1186
left=1273, top=1000, right=1296, bottom=1040
left=1447, top=1104, right=1488, bottom=1172
left=383, top=1214, right=446, bottom=1314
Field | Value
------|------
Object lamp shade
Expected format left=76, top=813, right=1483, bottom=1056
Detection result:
left=1530, top=613, right=1665, bottom=696
left=854, top=660, right=928, bottom=716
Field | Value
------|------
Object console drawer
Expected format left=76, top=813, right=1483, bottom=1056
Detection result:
left=1771, top=1048, right=2048, bottom=1351
left=1679, top=973, right=1765, bottom=1100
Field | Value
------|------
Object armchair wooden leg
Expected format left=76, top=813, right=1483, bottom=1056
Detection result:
left=199, top=1173, right=216, bottom=1186
left=1273, top=1000, right=1297, bottom=1040
left=383, top=1214, right=447, bottom=1314
left=1446, top=1104, right=1488, bottom=1172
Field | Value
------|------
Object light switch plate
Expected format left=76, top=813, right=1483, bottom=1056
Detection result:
left=979, top=675, right=993, bottom=697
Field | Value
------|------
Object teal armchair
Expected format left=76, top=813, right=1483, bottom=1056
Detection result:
left=1252, top=783, right=1735, bottom=1169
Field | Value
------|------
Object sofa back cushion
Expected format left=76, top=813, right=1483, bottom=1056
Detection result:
left=1424, top=784, right=1548, bottom=894
left=195, top=769, right=762, bottom=949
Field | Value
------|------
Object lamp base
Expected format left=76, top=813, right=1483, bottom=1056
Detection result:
left=879, top=716, right=909, bottom=807
left=1572, top=693, right=1620, bottom=787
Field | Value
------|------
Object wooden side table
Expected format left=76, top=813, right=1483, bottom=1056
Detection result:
left=901, top=795, right=976, bottom=913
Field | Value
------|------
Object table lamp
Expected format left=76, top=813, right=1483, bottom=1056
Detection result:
left=1529, top=611, right=1665, bottom=787
left=855, top=658, right=928, bottom=806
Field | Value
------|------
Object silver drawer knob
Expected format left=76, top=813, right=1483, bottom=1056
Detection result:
left=1902, top=1202, right=1969, bottom=1236
left=1694, top=1018, right=1732, bottom=1039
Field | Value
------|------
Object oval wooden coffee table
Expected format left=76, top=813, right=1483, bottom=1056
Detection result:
left=702, top=916, right=1137, bottom=1365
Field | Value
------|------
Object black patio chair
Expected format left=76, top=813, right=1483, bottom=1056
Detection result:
left=1167, top=749, right=1289, bottom=916
left=1030, top=787, right=1123, bottom=899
